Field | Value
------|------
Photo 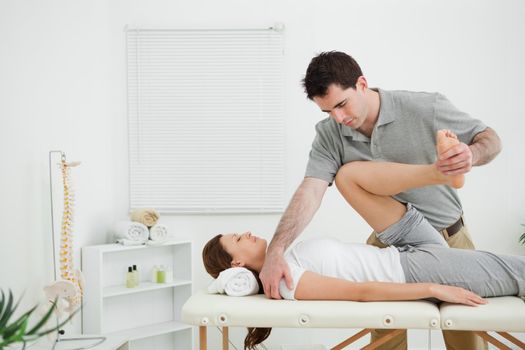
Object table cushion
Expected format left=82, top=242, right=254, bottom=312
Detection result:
left=182, top=291, right=441, bottom=330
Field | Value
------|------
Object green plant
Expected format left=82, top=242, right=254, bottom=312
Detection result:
left=0, top=289, right=77, bottom=350
left=520, top=224, right=525, bottom=245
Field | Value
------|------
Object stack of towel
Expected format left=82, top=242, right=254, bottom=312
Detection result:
left=147, top=223, right=168, bottom=245
left=208, top=267, right=259, bottom=296
left=114, top=208, right=169, bottom=245
left=113, top=221, right=150, bottom=246
left=130, top=208, right=159, bottom=227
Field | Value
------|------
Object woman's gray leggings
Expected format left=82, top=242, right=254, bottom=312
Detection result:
left=377, top=204, right=525, bottom=298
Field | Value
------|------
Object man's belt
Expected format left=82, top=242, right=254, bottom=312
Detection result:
left=442, top=216, right=464, bottom=239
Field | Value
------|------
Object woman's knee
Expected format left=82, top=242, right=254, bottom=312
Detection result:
left=335, top=162, right=364, bottom=195
left=335, top=162, right=365, bottom=187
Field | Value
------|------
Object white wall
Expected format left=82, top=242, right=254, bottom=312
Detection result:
left=1, top=0, right=524, bottom=349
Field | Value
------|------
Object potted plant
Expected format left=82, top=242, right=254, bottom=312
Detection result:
left=0, top=290, right=76, bottom=350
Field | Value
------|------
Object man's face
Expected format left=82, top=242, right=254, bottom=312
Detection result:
left=313, top=82, right=368, bottom=130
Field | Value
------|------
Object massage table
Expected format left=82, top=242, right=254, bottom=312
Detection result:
left=182, top=291, right=525, bottom=349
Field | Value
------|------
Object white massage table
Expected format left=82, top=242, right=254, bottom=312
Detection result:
left=182, top=291, right=525, bottom=349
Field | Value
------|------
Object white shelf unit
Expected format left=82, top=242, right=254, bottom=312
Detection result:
left=82, top=241, right=193, bottom=350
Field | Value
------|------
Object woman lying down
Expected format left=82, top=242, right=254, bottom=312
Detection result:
left=202, top=131, right=525, bottom=349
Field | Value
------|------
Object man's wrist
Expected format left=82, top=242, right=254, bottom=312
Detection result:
left=469, top=144, right=480, bottom=166
left=267, top=244, right=285, bottom=256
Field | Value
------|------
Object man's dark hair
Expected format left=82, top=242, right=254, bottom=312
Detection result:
left=301, top=51, right=363, bottom=100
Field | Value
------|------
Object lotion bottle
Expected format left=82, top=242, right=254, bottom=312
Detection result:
left=126, top=266, right=134, bottom=288
left=132, top=264, right=139, bottom=287
left=151, top=265, right=158, bottom=283
left=157, top=265, right=166, bottom=283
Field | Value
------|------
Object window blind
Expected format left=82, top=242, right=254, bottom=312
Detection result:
left=126, top=28, right=285, bottom=213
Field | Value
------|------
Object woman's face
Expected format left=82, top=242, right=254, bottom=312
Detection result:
left=220, top=231, right=267, bottom=271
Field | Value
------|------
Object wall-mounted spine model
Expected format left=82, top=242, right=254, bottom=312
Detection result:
left=59, top=158, right=84, bottom=313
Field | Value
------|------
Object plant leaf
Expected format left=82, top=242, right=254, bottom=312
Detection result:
left=15, top=318, right=29, bottom=340
left=0, top=290, right=26, bottom=332
left=1, top=306, right=37, bottom=340
left=4, top=317, right=29, bottom=345
left=2, top=313, right=31, bottom=342
left=26, top=299, right=58, bottom=335
left=0, top=290, right=15, bottom=330
left=0, top=290, right=80, bottom=349
left=0, top=290, right=5, bottom=323
left=36, top=306, right=80, bottom=337
left=520, top=232, right=525, bottom=245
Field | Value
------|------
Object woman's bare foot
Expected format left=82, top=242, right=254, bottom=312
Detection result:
left=436, top=130, right=464, bottom=189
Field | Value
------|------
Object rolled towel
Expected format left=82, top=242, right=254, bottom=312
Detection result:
left=113, top=221, right=149, bottom=245
left=149, top=224, right=168, bottom=242
left=130, top=208, right=159, bottom=227
left=207, top=267, right=259, bottom=296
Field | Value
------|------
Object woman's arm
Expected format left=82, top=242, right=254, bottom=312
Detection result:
left=294, top=271, right=487, bottom=306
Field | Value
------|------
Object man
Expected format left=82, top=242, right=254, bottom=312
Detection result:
left=259, top=51, right=501, bottom=350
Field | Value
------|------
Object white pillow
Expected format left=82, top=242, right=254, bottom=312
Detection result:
left=207, top=267, right=259, bottom=296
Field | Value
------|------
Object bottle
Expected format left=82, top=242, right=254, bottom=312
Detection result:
left=151, top=265, right=158, bottom=283
left=126, top=266, right=134, bottom=288
left=165, top=266, right=173, bottom=284
left=132, top=264, right=139, bottom=287
left=156, top=264, right=166, bottom=283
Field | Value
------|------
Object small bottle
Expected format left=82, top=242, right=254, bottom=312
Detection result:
left=126, top=266, right=134, bottom=288
left=151, top=265, right=158, bottom=283
left=165, top=266, right=173, bottom=284
left=156, top=265, right=166, bottom=283
left=132, top=264, right=139, bottom=287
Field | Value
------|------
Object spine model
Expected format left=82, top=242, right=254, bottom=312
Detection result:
left=59, top=158, right=84, bottom=313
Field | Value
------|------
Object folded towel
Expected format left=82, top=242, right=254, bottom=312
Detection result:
left=130, top=208, right=159, bottom=227
left=207, top=267, right=259, bottom=296
left=118, top=238, right=147, bottom=246
left=149, top=224, right=168, bottom=242
left=113, top=221, right=149, bottom=245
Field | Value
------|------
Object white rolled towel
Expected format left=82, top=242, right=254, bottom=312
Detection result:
left=207, top=267, right=259, bottom=296
left=149, top=224, right=168, bottom=242
left=113, top=221, right=149, bottom=245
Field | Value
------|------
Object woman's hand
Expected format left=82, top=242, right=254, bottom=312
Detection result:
left=430, top=284, right=488, bottom=306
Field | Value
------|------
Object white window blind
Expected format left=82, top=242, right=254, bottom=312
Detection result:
left=127, top=27, right=285, bottom=213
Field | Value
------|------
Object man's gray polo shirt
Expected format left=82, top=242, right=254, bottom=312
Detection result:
left=305, top=88, right=487, bottom=230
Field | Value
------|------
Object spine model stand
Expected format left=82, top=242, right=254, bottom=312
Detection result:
left=58, top=157, right=84, bottom=313
left=44, top=153, right=84, bottom=317
left=45, top=152, right=106, bottom=348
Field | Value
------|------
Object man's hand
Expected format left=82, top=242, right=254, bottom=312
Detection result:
left=259, top=250, right=293, bottom=299
left=430, top=284, right=487, bottom=306
left=437, top=128, right=502, bottom=174
left=436, top=142, right=473, bottom=175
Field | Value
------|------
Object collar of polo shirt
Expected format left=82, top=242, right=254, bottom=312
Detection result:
left=341, top=88, right=396, bottom=142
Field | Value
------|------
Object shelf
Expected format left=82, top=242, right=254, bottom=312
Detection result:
left=82, top=240, right=192, bottom=348
left=104, top=279, right=192, bottom=298
left=107, top=320, right=192, bottom=342
left=91, top=240, right=192, bottom=253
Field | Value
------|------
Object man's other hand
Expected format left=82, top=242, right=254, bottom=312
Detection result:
left=259, top=251, right=293, bottom=299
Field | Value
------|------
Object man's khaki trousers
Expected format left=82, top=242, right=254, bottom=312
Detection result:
left=366, top=224, right=489, bottom=350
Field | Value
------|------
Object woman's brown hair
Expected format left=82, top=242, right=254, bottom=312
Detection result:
left=202, top=234, right=271, bottom=349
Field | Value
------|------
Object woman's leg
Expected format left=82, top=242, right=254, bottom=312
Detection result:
left=334, top=130, right=461, bottom=233
left=401, top=246, right=525, bottom=297
left=341, top=129, right=462, bottom=196
left=335, top=168, right=404, bottom=232
left=337, top=161, right=453, bottom=197
left=335, top=162, right=449, bottom=233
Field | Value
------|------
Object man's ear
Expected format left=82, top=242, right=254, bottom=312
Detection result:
left=231, top=260, right=245, bottom=267
left=356, top=75, right=368, bottom=91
